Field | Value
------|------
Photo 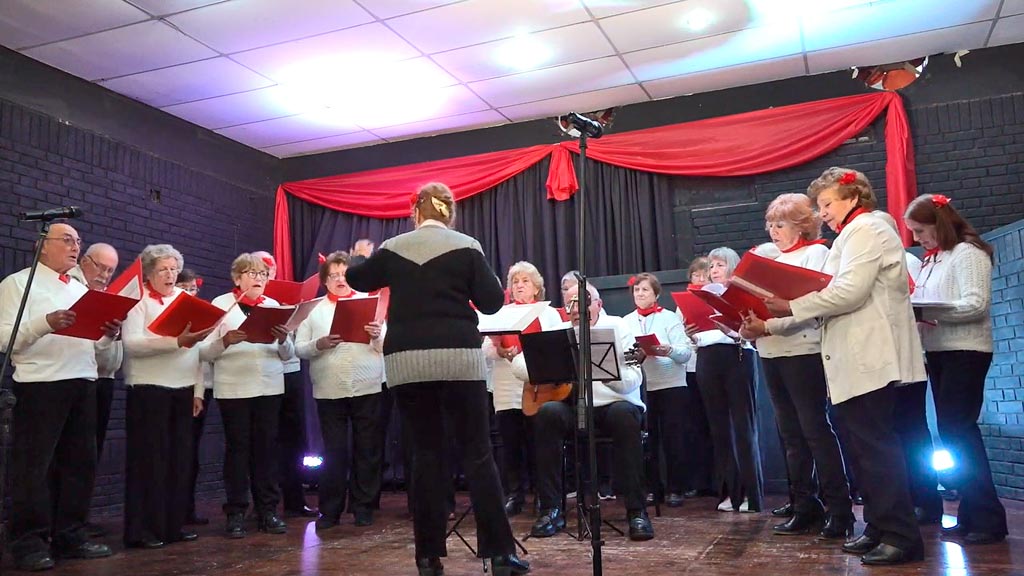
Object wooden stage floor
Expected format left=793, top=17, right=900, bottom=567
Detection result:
left=13, top=494, right=1023, bottom=575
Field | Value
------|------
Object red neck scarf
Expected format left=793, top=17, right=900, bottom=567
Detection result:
left=922, top=248, right=941, bottom=262
left=145, top=282, right=167, bottom=305
left=686, top=283, right=705, bottom=291
left=780, top=238, right=828, bottom=254
left=636, top=304, right=664, bottom=317
left=57, top=273, right=70, bottom=284
left=233, top=287, right=265, bottom=306
left=836, top=206, right=868, bottom=234
left=327, top=290, right=356, bottom=303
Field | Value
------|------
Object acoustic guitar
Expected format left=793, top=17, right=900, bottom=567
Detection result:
left=520, top=344, right=644, bottom=416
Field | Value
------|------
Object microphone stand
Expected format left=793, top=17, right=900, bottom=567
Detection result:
left=0, top=220, right=51, bottom=568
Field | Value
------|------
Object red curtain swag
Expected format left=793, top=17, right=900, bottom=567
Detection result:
left=274, top=92, right=916, bottom=280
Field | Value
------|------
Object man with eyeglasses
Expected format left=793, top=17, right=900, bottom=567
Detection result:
left=0, top=223, right=117, bottom=571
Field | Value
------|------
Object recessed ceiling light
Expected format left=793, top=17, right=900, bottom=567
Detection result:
left=494, top=33, right=553, bottom=72
left=682, top=8, right=714, bottom=32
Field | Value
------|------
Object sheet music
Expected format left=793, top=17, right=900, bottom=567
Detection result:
left=477, top=301, right=551, bottom=335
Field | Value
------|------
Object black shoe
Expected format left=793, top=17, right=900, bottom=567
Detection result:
left=354, top=509, right=374, bottom=527
left=853, top=494, right=864, bottom=506
left=315, top=515, right=340, bottom=531
left=127, top=538, right=165, bottom=550
left=666, top=493, right=685, bottom=508
left=258, top=512, right=287, bottom=534
left=771, top=502, right=794, bottom=517
left=530, top=508, right=566, bottom=538
left=185, top=513, right=210, bottom=526
left=179, top=530, right=199, bottom=542
left=225, top=513, right=246, bottom=539
left=504, top=493, right=525, bottom=517
left=645, top=493, right=656, bottom=505
left=15, top=551, right=55, bottom=572
left=941, top=523, right=968, bottom=537
left=416, top=556, right=444, bottom=576
left=83, top=521, right=108, bottom=538
left=491, top=552, right=531, bottom=575
left=284, top=505, right=317, bottom=518
left=54, top=541, right=113, bottom=559
left=819, top=513, right=855, bottom=539
left=914, top=506, right=942, bottom=525
left=964, top=532, right=1006, bottom=545
left=841, top=534, right=880, bottom=555
left=628, top=509, right=655, bottom=541
left=683, top=489, right=700, bottom=499
left=861, top=543, right=924, bottom=565
left=773, top=509, right=824, bottom=535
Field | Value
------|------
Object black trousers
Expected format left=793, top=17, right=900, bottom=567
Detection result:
left=646, top=386, right=689, bottom=496
left=219, top=395, right=282, bottom=515
left=893, top=380, right=943, bottom=517
left=124, top=385, right=193, bottom=544
left=496, top=408, right=535, bottom=499
left=188, top=388, right=214, bottom=517
left=927, top=350, right=1007, bottom=536
left=682, top=372, right=714, bottom=492
left=278, top=370, right=309, bottom=511
left=393, top=380, right=513, bottom=559
left=761, top=354, right=851, bottom=515
left=696, top=344, right=764, bottom=511
left=9, top=380, right=97, bottom=558
left=96, top=377, right=115, bottom=459
left=534, top=400, right=646, bottom=512
left=316, top=392, right=384, bottom=519
left=834, top=384, right=923, bottom=551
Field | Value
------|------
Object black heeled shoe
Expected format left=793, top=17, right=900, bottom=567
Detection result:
left=416, top=556, right=444, bottom=576
left=771, top=502, right=794, bottom=517
left=491, top=552, right=531, bottom=575
left=842, top=534, right=880, bottom=555
left=773, top=509, right=824, bottom=536
left=530, top=508, right=566, bottom=538
left=225, top=512, right=246, bottom=539
left=258, top=512, right=287, bottom=534
left=504, top=493, right=525, bottom=517
left=861, top=542, right=924, bottom=565
left=819, top=513, right=855, bottom=539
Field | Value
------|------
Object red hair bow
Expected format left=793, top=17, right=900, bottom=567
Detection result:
left=838, top=172, right=857, bottom=185
left=931, top=194, right=951, bottom=207
left=195, top=277, right=203, bottom=288
left=261, top=256, right=275, bottom=268
left=317, top=252, right=327, bottom=264
left=409, top=192, right=420, bottom=207
left=627, top=276, right=638, bottom=287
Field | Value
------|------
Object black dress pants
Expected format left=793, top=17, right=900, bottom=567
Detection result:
left=761, top=354, right=851, bottom=515
left=496, top=408, right=535, bottom=499
left=124, top=385, right=193, bottom=544
left=95, top=377, right=115, bottom=459
left=834, top=384, right=923, bottom=551
left=682, top=372, right=714, bottom=492
left=927, top=350, right=1007, bottom=536
left=316, top=392, right=384, bottom=520
left=696, top=344, right=763, bottom=510
left=219, top=395, right=283, bottom=515
left=187, top=388, right=214, bottom=517
left=893, top=380, right=944, bottom=517
left=646, top=386, right=689, bottom=496
left=278, top=370, right=309, bottom=511
left=9, top=380, right=97, bottom=558
left=393, top=380, right=514, bottom=559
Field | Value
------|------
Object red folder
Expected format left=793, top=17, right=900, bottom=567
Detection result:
left=731, top=251, right=832, bottom=300
left=264, top=274, right=320, bottom=306
left=709, top=313, right=742, bottom=334
left=106, top=258, right=144, bottom=299
left=54, top=290, right=140, bottom=340
left=330, top=297, right=379, bottom=344
left=690, top=286, right=772, bottom=324
left=633, top=333, right=661, bottom=356
left=238, top=299, right=322, bottom=344
left=148, top=293, right=228, bottom=337
left=670, top=292, right=717, bottom=333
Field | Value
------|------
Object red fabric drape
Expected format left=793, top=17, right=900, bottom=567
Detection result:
left=274, top=92, right=916, bottom=279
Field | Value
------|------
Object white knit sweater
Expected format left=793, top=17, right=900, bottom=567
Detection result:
left=294, top=296, right=385, bottom=400
left=914, top=242, right=993, bottom=353
left=622, top=308, right=692, bottom=391
left=760, top=244, right=828, bottom=359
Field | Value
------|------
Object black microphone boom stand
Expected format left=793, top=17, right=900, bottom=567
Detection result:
left=0, top=220, right=52, bottom=568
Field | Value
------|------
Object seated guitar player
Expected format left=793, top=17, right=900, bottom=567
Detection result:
left=511, top=283, right=654, bottom=541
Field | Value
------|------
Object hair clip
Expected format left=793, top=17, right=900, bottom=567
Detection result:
left=838, top=172, right=857, bottom=185
left=627, top=276, right=638, bottom=287
left=317, top=252, right=327, bottom=264
left=429, top=196, right=450, bottom=218
left=931, top=194, right=950, bottom=207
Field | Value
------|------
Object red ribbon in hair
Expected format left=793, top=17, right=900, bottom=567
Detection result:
left=839, top=172, right=857, bottom=185
left=195, top=277, right=203, bottom=288
left=409, top=192, right=420, bottom=207
left=317, top=252, right=327, bottom=264
left=627, top=276, right=638, bottom=287
left=931, top=194, right=950, bottom=207
left=261, top=256, right=275, bottom=269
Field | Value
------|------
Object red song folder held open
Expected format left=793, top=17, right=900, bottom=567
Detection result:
left=730, top=251, right=832, bottom=300
left=329, top=296, right=380, bottom=345
left=147, top=293, right=230, bottom=337
left=263, top=274, right=321, bottom=306
left=53, top=290, right=140, bottom=340
left=238, top=298, right=324, bottom=344
left=689, top=283, right=773, bottom=325
left=669, top=292, right=717, bottom=333
left=633, top=333, right=662, bottom=356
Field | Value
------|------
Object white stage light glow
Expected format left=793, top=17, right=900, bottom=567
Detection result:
left=495, top=33, right=553, bottom=72
left=932, top=449, right=955, bottom=472
left=682, top=8, right=714, bottom=32
left=303, top=455, right=324, bottom=468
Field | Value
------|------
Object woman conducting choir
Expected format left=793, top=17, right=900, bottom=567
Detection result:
left=200, top=254, right=293, bottom=538
left=904, top=194, right=1007, bottom=544
left=623, top=273, right=692, bottom=507
left=121, top=245, right=212, bottom=549
left=765, top=167, right=925, bottom=565
left=346, top=183, right=528, bottom=576
left=740, top=194, right=854, bottom=538
left=295, top=251, right=386, bottom=530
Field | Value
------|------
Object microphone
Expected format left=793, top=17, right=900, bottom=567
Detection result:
left=19, top=206, right=83, bottom=222
left=565, top=112, right=604, bottom=138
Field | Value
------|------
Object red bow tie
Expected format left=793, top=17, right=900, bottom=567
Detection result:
left=233, top=288, right=265, bottom=307
left=57, top=274, right=70, bottom=284
left=636, top=305, right=663, bottom=317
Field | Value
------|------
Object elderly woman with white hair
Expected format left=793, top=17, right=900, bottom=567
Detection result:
left=121, top=244, right=214, bottom=549
left=686, top=246, right=764, bottom=513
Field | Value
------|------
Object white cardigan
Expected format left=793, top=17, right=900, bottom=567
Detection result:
left=294, top=295, right=385, bottom=399
left=790, top=213, right=927, bottom=404
left=122, top=288, right=203, bottom=394
left=914, top=242, right=993, bottom=353
left=622, top=308, right=692, bottom=391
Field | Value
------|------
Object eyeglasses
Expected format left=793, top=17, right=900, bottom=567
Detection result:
left=83, top=254, right=115, bottom=275
left=44, top=235, right=82, bottom=247
left=179, top=286, right=198, bottom=295
left=155, top=267, right=180, bottom=276
left=244, top=270, right=270, bottom=280
left=326, top=273, right=346, bottom=281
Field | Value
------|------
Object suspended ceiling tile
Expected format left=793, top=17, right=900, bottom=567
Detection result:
left=470, top=56, right=635, bottom=108
left=988, top=14, right=1024, bottom=47
left=127, top=0, right=226, bottom=17
left=230, top=23, right=421, bottom=83
left=581, top=0, right=681, bottom=19
left=802, top=0, right=1001, bottom=52
left=385, top=0, right=592, bottom=55
left=1003, top=0, right=1024, bottom=16
left=353, top=84, right=493, bottom=130
left=806, top=22, right=992, bottom=74
left=642, top=55, right=806, bottom=99
left=98, top=57, right=274, bottom=107
left=431, top=22, right=615, bottom=83
left=161, top=85, right=314, bottom=129
left=599, top=0, right=763, bottom=54
left=165, top=0, right=374, bottom=54
left=498, top=84, right=649, bottom=122
left=21, top=20, right=218, bottom=81
left=215, top=113, right=363, bottom=148
left=622, top=24, right=803, bottom=82
left=355, top=0, right=462, bottom=19
left=0, top=0, right=148, bottom=50
left=372, top=110, right=509, bottom=140
left=260, top=131, right=385, bottom=157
